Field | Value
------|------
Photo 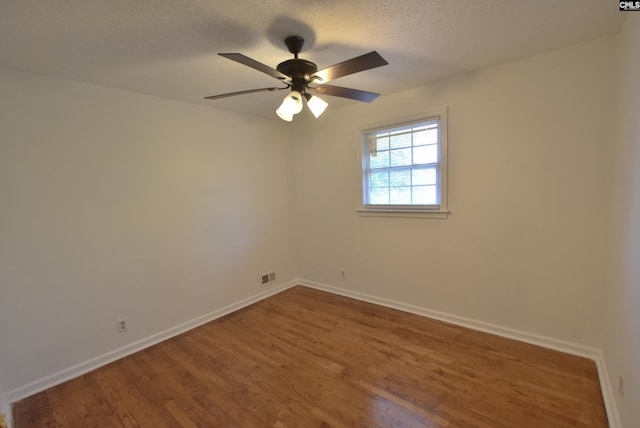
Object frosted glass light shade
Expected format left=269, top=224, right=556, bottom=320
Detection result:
left=288, top=91, right=303, bottom=114
left=276, top=105, right=293, bottom=121
left=276, top=91, right=303, bottom=121
left=306, top=95, right=328, bottom=118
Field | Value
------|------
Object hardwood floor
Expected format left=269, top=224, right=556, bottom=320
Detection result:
left=13, top=286, right=607, bottom=427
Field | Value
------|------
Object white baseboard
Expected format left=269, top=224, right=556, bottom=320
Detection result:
left=299, top=279, right=620, bottom=428
left=593, top=349, right=622, bottom=428
left=3, top=280, right=297, bottom=410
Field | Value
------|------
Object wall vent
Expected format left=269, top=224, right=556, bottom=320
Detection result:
left=261, top=272, right=277, bottom=286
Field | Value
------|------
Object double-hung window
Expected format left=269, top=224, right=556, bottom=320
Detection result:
left=360, top=109, right=448, bottom=218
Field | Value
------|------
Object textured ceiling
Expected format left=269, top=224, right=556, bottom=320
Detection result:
left=0, top=0, right=623, bottom=119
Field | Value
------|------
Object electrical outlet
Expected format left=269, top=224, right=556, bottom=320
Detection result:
left=340, top=269, right=346, bottom=279
left=619, top=374, right=625, bottom=399
left=117, top=319, right=128, bottom=333
left=261, top=274, right=269, bottom=285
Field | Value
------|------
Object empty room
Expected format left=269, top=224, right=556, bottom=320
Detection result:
left=0, top=1, right=638, bottom=427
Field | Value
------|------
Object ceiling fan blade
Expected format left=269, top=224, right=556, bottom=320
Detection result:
left=314, top=85, right=380, bottom=102
left=204, top=86, right=288, bottom=100
left=311, top=51, right=388, bottom=83
left=219, top=53, right=290, bottom=81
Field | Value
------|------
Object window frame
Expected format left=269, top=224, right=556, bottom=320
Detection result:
left=358, top=108, right=449, bottom=219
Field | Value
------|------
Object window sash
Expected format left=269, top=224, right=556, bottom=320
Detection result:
left=363, top=118, right=442, bottom=209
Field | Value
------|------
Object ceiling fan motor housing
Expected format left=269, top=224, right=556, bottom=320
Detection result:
left=277, top=58, right=318, bottom=93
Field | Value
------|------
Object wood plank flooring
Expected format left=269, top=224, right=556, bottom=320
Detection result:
left=12, top=286, right=608, bottom=427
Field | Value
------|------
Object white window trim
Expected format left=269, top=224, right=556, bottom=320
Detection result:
left=356, top=207, right=450, bottom=219
left=358, top=107, right=449, bottom=219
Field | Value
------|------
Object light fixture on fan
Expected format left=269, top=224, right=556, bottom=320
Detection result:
left=276, top=91, right=328, bottom=121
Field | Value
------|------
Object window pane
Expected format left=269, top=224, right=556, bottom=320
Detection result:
left=369, top=150, right=389, bottom=169
left=389, top=170, right=411, bottom=186
left=390, top=148, right=411, bottom=166
left=414, top=127, right=438, bottom=146
left=390, top=133, right=411, bottom=149
left=412, top=168, right=436, bottom=185
left=412, top=185, right=437, bottom=205
left=369, top=187, right=389, bottom=204
left=373, top=135, right=389, bottom=151
left=390, top=186, right=411, bottom=204
left=413, top=145, right=438, bottom=164
left=412, top=128, right=427, bottom=146
left=370, top=170, right=389, bottom=188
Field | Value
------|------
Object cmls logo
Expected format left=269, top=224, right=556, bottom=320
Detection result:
left=620, top=1, right=640, bottom=10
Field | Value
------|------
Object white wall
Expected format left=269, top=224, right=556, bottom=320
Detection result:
left=603, top=15, right=640, bottom=428
left=0, top=66, right=298, bottom=397
left=293, top=36, right=615, bottom=348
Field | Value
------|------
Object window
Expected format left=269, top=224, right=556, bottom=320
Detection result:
left=360, top=109, right=448, bottom=218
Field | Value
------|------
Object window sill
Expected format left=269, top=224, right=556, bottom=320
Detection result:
left=357, top=208, right=450, bottom=219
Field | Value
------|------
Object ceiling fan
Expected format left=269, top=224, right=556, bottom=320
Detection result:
left=204, top=35, right=388, bottom=121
